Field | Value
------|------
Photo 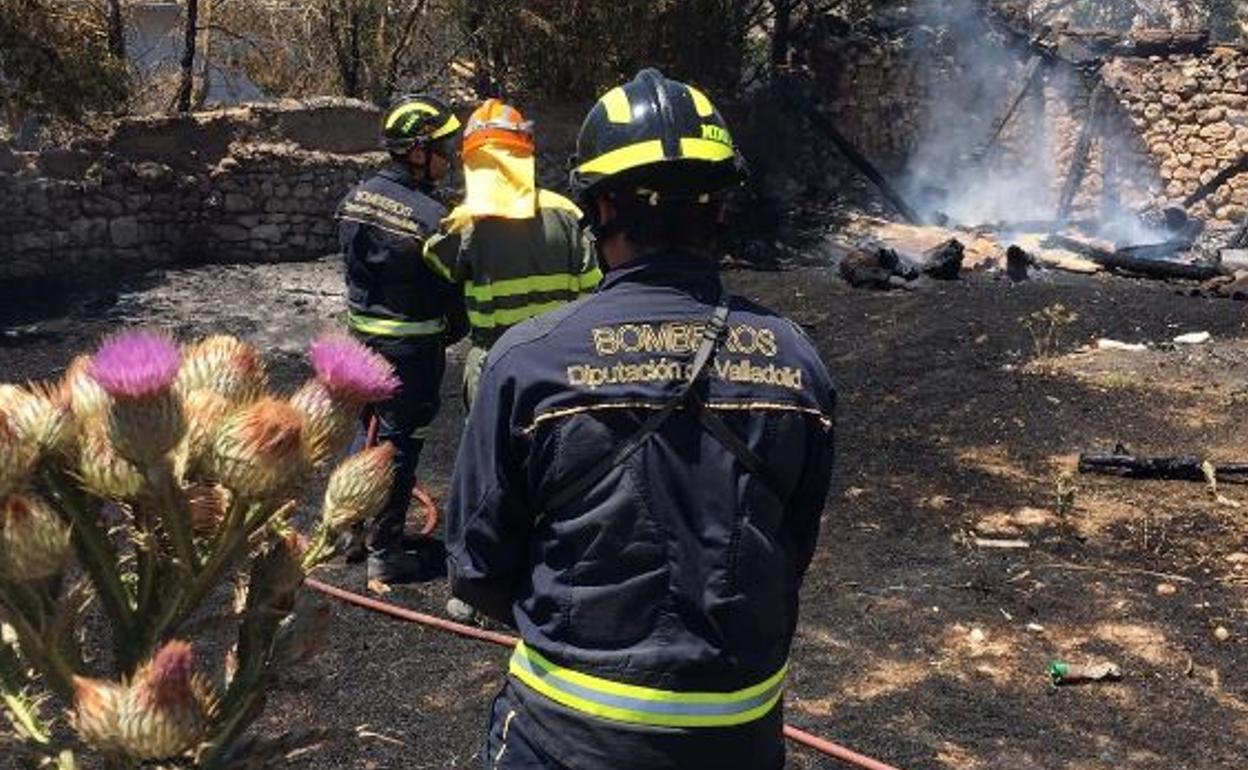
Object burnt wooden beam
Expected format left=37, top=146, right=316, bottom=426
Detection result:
left=1182, top=153, right=1248, bottom=210
left=1056, top=82, right=1108, bottom=223
left=1121, top=28, right=1211, bottom=57
left=1042, top=234, right=1218, bottom=280
left=972, top=53, right=1046, bottom=164
left=779, top=80, right=922, bottom=224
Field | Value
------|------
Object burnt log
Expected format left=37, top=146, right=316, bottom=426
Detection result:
left=779, top=79, right=922, bottom=224
left=921, top=239, right=964, bottom=280
left=1042, top=234, right=1219, bottom=280
left=1006, top=245, right=1033, bottom=281
left=1079, top=450, right=1248, bottom=483
left=1056, top=82, right=1107, bottom=223
left=840, top=246, right=914, bottom=289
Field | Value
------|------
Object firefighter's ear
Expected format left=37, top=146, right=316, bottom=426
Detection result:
left=595, top=195, right=617, bottom=227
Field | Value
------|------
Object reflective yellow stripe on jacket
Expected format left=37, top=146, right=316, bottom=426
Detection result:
left=508, top=642, right=786, bottom=728
left=347, top=311, right=446, bottom=337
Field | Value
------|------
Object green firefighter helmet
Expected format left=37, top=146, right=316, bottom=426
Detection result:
left=569, top=68, right=745, bottom=202
left=382, top=94, right=461, bottom=155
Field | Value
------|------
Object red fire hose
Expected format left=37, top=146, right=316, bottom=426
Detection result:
left=305, top=577, right=906, bottom=770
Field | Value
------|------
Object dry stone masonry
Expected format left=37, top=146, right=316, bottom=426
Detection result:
left=0, top=99, right=385, bottom=283
left=824, top=27, right=1248, bottom=231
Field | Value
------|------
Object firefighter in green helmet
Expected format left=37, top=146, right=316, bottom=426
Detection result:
left=335, top=94, right=468, bottom=586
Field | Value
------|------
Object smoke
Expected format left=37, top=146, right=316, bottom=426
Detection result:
left=899, top=0, right=1173, bottom=245
left=901, top=0, right=1060, bottom=226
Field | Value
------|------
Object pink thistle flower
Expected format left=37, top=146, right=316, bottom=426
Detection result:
left=90, top=331, right=182, bottom=400
left=308, top=334, right=398, bottom=405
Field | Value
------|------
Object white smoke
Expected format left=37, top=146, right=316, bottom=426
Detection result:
left=900, top=0, right=1175, bottom=244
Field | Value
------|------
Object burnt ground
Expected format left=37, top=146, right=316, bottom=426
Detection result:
left=2, top=258, right=1248, bottom=770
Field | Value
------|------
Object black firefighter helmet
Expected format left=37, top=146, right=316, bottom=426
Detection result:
left=382, top=94, right=461, bottom=156
left=569, top=68, right=746, bottom=203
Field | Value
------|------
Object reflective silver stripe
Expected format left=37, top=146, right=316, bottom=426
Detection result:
left=347, top=312, right=445, bottom=337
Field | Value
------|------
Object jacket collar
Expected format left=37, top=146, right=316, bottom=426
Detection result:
left=379, top=162, right=435, bottom=194
left=597, top=249, right=723, bottom=297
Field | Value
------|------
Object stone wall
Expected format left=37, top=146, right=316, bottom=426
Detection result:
left=1104, top=48, right=1248, bottom=225
left=0, top=99, right=385, bottom=283
left=822, top=32, right=1248, bottom=230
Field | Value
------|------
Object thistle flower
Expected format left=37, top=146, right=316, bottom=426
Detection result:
left=308, top=334, right=399, bottom=407
left=178, top=388, right=232, bottom=478
left=0, top=493, right=71, bottom=581
left=78, top=425, right=145, bottom=501
left=90, top=331, right=186, bottom=464
left=176, top=335, right=267, bottom=404
left=288, top=378, right=357, bottom=466
left=72, top=675, right=127, bottom=753
left=118, top=640, right=215, bottom=760
left=212, top=397, right=307, bottom=499
left=322, top=443, right=395, bottom=533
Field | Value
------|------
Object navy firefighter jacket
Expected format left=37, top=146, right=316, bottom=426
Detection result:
left=335, top=164, right=466, bottom=352
left=446, top=250, right=836, bottom=769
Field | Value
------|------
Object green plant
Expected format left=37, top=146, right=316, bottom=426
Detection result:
left=1021, top=303, right=1079, bottom=360
left=0, top=331, right=397, bottom=768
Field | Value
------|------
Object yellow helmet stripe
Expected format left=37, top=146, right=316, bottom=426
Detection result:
left=578, top=137, right=734, bottom=177
left=599, top=86, right=632, bottom=124
left=577, top=139, right=665, bottom=175
left=687, top=86, right=714, bottom=117
left=384, top=101, right=438, bottom=130
left=679, top=137, right=735, bottom=162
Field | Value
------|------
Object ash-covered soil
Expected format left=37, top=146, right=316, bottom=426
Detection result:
left=2, top=259, right=1248, bottom=770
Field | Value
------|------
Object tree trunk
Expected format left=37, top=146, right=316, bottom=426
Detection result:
left=106, top=0, right=126, bottom=60
left=175, top=0, right=199, bottom=112
left=770, top=0, right=792, bottom=68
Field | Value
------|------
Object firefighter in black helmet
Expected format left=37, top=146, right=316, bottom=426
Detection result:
left=336, top=94, right=468, bottom=585
left=445, top=69, right=836, bottom=770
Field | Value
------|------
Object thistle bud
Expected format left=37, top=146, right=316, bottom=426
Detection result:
left=288, top=378, right=357, bottom=466
left=308, top=334, right=399, bottom=408
left=178, top=389, right=232, bottom=478
left=0, top=411, right=38, bottom=498
left=118, top=640, right=215, bottom=760
left=212, top=398, right=307, bottom=499
left=0, top=493, right=71, bottom=581
left=0, top=384, right=70, bottom=456
left=63, top=355, right=111, bottom=424
left=323, top=443, right=395, bottom=533
left=72, top=675, right=127, bottom=754
left=176, top=335, right=267, bottom=404
left=90, top=331, right=185, bottom=465
left=78, top=424, right=145, bottom=501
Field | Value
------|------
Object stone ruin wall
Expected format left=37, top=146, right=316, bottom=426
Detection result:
left=0, top=99, right=386, bottom=285
left=827, top=41, right=1248, bottom=231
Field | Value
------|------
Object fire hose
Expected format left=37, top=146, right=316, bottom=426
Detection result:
left=305, top=578, right=906, bottom=770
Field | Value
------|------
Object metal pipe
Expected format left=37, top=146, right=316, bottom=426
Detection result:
left=305, top=578, right=909, bottom=770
